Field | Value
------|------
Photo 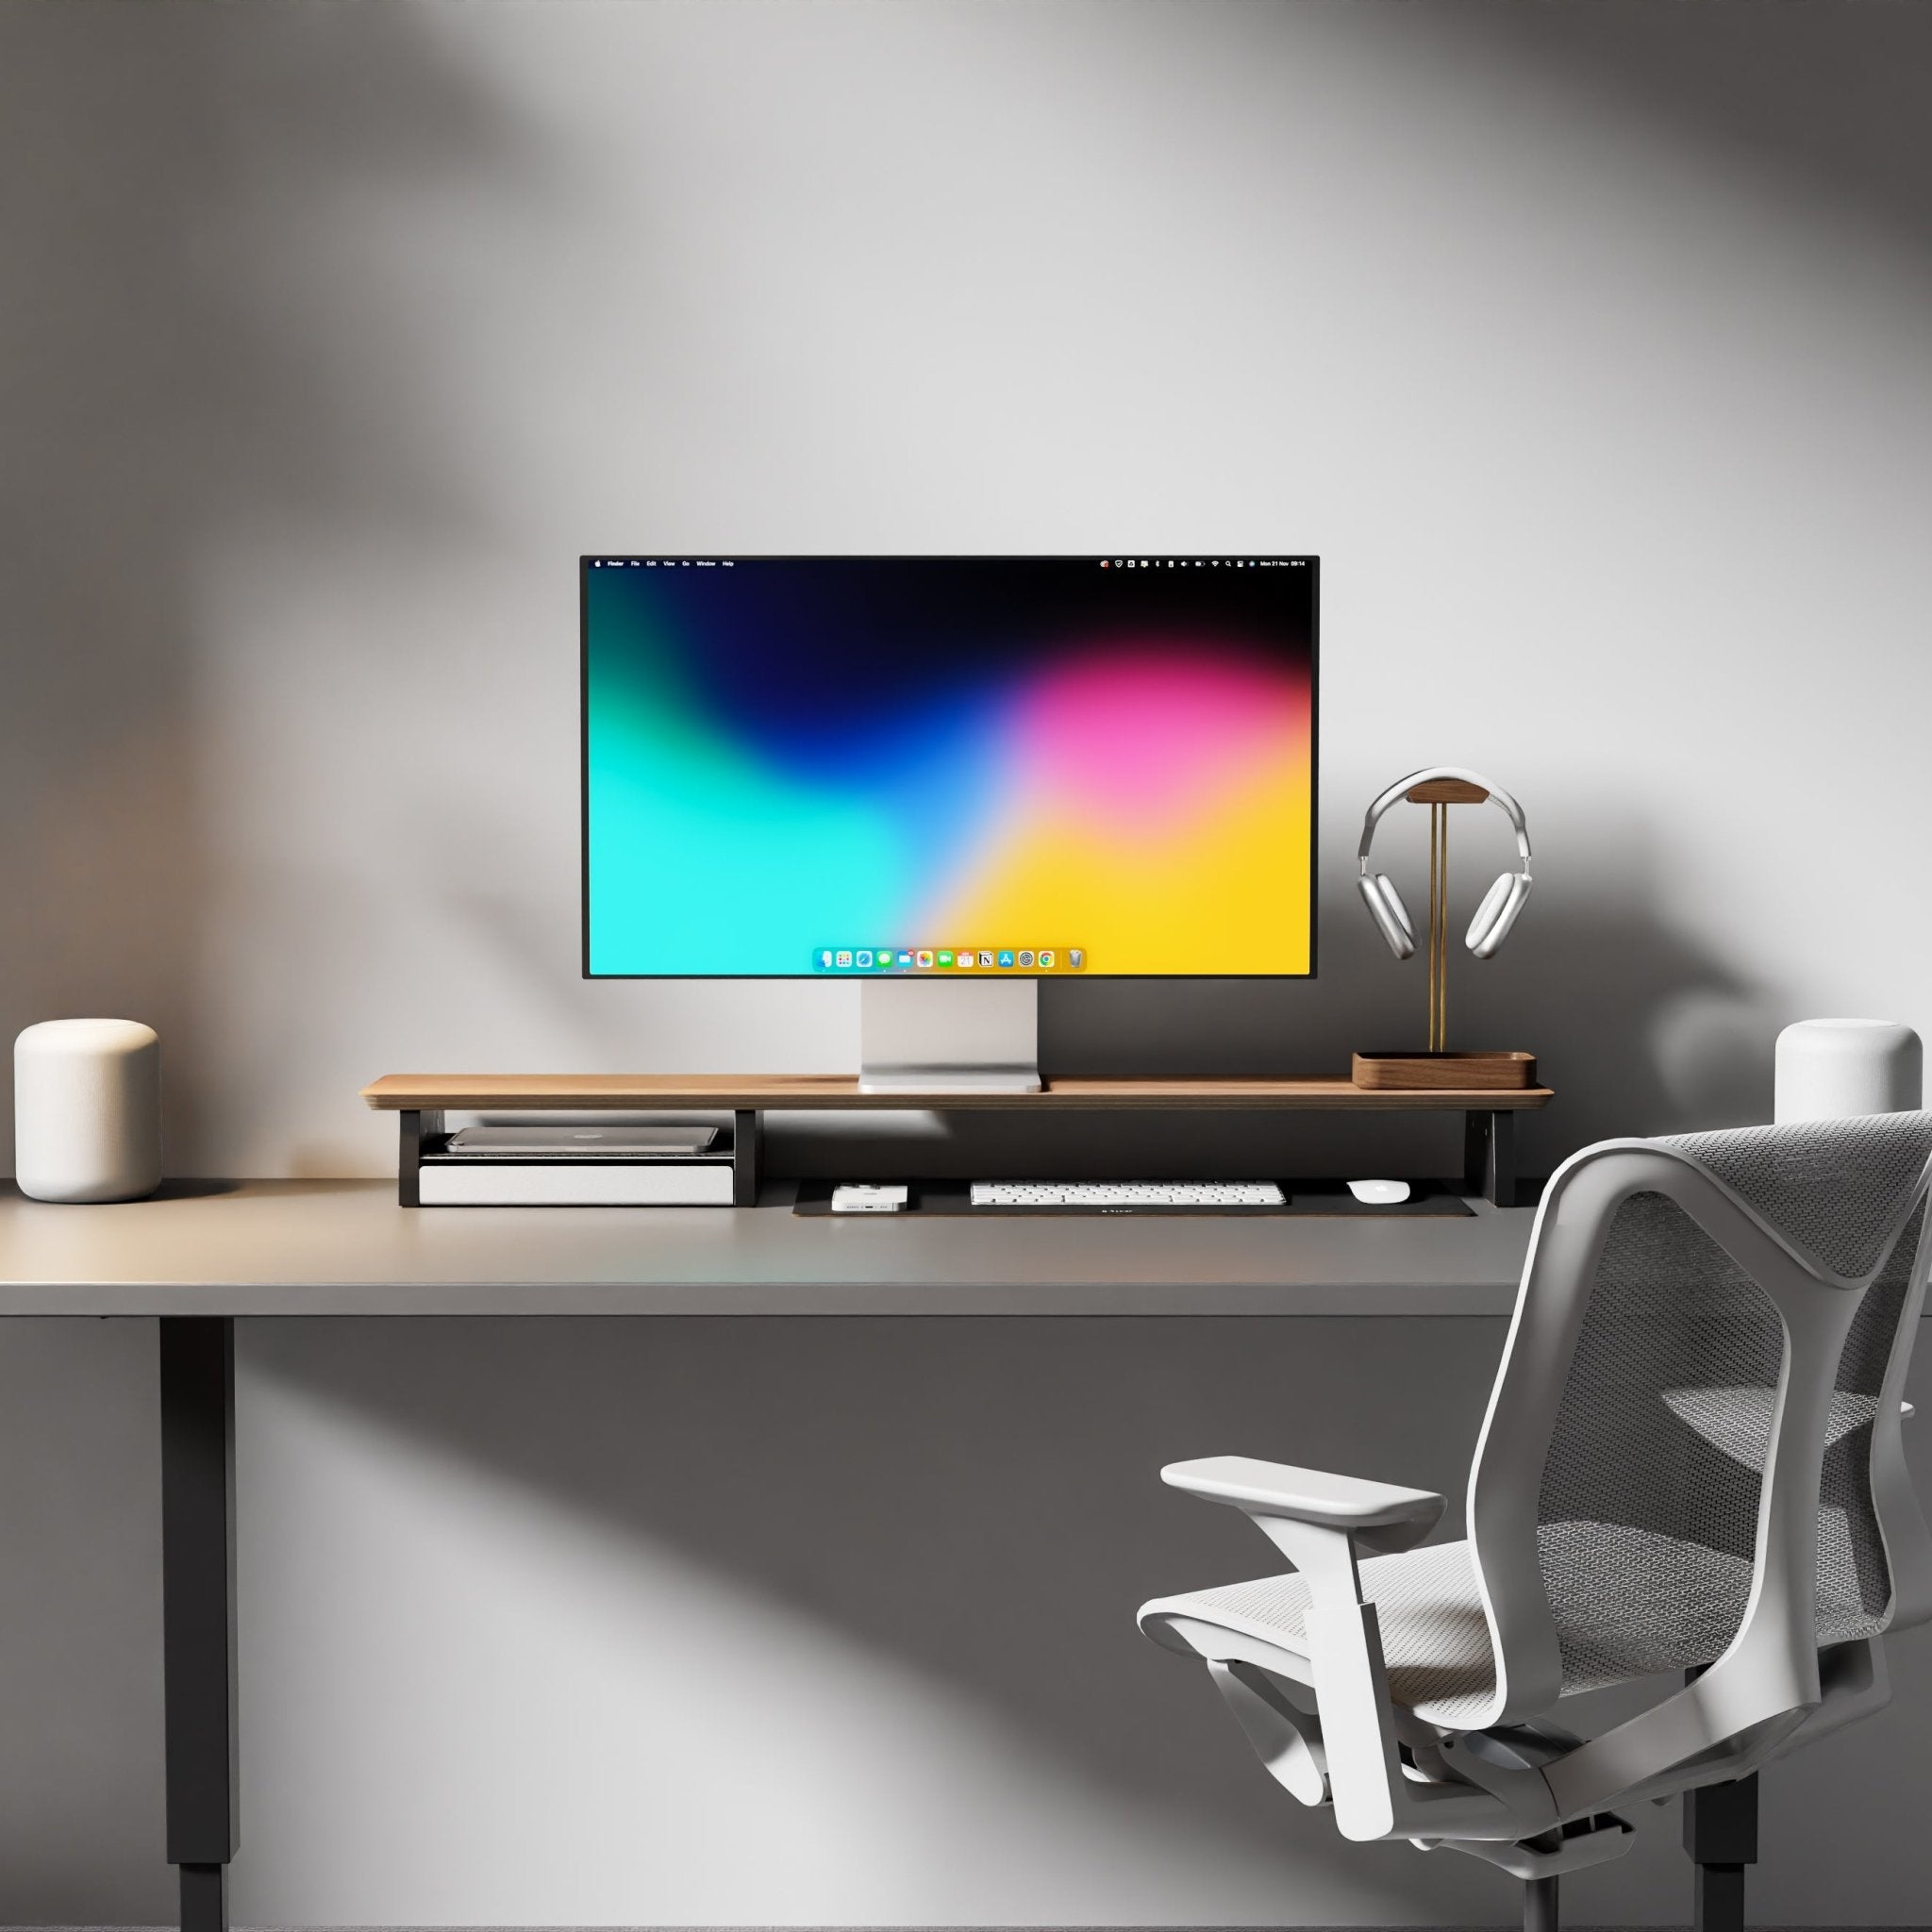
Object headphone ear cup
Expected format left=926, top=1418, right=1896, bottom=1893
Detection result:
left=1467, top=874, right=1529, bottom=958
left=1359, top=874, right=1416, bottom=959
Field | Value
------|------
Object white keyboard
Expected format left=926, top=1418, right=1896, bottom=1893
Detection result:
left=970, top=1181, right=1286, bottom=1209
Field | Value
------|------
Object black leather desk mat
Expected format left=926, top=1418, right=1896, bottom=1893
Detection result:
left=793, top=1180, right=1475, bottom=1218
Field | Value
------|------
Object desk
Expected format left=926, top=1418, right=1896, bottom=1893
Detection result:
left=0, top=1178, right=1538, bottom=1931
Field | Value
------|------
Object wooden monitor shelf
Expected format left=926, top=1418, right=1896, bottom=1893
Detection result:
left=362, top=1074, right=1553, bottom=1208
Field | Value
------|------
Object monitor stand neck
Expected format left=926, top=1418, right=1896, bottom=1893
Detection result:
left=858, top=977, right=1041, bottom=1093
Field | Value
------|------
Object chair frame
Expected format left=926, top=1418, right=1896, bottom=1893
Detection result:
left=1141, top=1131, right=1932, bottom=1924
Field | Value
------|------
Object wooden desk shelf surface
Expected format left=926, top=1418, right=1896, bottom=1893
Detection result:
left=361, top=1073, right=1554, bottom=1112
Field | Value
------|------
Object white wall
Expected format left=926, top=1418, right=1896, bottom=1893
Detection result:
left=3, top=0, right=1932, bottom=1922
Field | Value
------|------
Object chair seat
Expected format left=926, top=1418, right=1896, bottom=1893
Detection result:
left=1142, top=1521, right=1888, bottom=1729
left=1142, top=1538, right=1498, bottom=1724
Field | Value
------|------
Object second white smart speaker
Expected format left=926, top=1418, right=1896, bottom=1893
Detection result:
left=13, top=1019, right=163, bottom=1203
left=1774, top=1018, right=1922, bottom=1124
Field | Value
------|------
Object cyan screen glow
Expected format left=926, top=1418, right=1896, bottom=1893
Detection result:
left=583, top=556, right=1316, bottom=976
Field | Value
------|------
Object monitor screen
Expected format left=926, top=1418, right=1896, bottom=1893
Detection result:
left=582, top=556, right=1317, bottom=978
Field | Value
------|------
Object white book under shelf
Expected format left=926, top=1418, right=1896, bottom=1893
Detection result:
left=416, top=1161, right=735, bottom=1207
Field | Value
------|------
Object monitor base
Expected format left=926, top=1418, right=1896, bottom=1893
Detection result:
left=857, top=1067, right=1044, bottom=1095
left=858, top=977, right=1041, bottom=1095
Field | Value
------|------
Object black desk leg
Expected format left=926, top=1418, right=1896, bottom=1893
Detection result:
left=1684, top=1774, right=1757, bottom=1932
left=160, top=1317, right=238, bottom=1932
left=1464, top=1109, right=1518, bottom=1208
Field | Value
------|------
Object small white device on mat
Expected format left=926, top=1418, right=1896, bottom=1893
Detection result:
left=1347, top=1177, right=1410, bottom=1205
left=831, top=1184, right=908, bottom=1213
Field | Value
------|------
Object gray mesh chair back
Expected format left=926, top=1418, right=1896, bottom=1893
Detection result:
left=1468, top=1111, right=1932, bottom=1784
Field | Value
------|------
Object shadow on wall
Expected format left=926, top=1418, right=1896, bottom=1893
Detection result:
left=0, top=2, right=524, bottom=1173
left=0, top=9, right=525, bottom=1918
left=247, top=1314, right=1537, bottom=1922
left=1429, top=0, right=1932, bottom=258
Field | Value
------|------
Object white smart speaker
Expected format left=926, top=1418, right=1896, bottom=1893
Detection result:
left=1774, top=1017, right=1922, bottom=1124
left=12, top=1019, right=163, bottom=1203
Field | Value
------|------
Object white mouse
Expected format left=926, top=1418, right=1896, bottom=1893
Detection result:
left=1348, top=1177, right=1410, bottom=1206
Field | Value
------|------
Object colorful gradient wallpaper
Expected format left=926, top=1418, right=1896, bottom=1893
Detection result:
left=583, top=557, right=1316, bottom=976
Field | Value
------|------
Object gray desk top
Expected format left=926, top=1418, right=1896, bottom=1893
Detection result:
left=0, top=1180, right=1534, bottom=1317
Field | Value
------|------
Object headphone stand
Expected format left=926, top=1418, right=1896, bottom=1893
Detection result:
left=1351, top=775, right=1536, bottom=1097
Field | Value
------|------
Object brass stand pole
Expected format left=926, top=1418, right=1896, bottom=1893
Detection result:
left=1405, top=776, right=1491, bottom=1053
left=1428, top=802, right=1448, bottom=1051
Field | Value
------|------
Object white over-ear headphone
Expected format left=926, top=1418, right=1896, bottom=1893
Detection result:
left=1357, top=767, right=1533, bottom=962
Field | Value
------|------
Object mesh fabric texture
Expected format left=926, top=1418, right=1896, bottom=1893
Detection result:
left=1660, top=1112, right=1932, bottom=1277
left=1823, top=1216, right=1921, bottom=1626
left=1163, top=1542, right=1495, bottom=1723
left=1534, top=1191, right=1784, bottom=1689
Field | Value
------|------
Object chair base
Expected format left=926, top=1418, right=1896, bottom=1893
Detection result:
left=1524, top=1874, right=1559, bottom=1932
left=1695, top=1862, right=1745, bottom=1932
left=1509, top=1817, right=1748, bottom=1932
left=1685, top=1772, right=1756, bottom=1932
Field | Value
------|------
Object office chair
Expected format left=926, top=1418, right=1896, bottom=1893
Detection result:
left=1140, top=1112, right=1932, bottom=1932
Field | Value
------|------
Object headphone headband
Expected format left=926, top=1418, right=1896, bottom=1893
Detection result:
left=1357, top=765, right=1532, bottom=874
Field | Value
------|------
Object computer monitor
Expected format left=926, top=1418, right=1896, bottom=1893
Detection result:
left=582, top=555, right=1318, bottom=1089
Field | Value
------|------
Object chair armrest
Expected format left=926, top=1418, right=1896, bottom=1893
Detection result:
left=1156, top=1457, right=1501, bottom=1846
left=1162, top=1456, right=1445, bottom=1554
